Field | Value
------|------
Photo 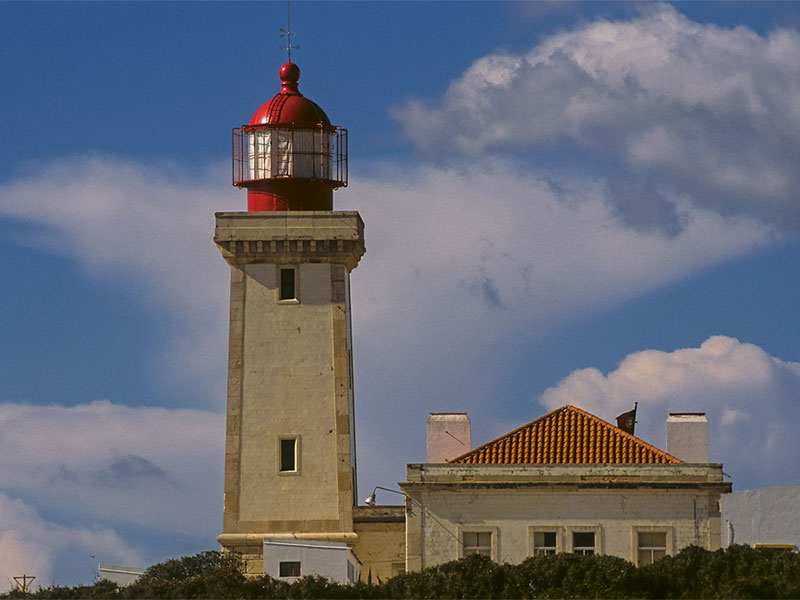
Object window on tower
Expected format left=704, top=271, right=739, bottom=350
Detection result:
left=280, top=438, right=297, bottom=472
left=280, top=268, right=296, bottom=300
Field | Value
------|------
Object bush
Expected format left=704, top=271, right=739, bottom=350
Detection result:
left=119, top=551, right=248, bottom=599
left=508, top=553, right=637, bottom=599
left=632, top=544, right=800, bottom=599
left=6, top=546, right=800, bottom=599
left=380, top=554, right=512, bottom=598
left=1, top=579, right=120, bottom=600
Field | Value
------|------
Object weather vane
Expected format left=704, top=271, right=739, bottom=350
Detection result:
left=279, top=0, right=299, bottom=62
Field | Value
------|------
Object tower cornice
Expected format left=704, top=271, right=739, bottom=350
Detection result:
left=214, top=211, right=365, bottom=271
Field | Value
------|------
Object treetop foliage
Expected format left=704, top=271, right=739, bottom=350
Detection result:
left=4, top=544, right=800, bottom=599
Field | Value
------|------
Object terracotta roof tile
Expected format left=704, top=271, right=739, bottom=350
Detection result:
left=448, top=405, right=682, bottom=465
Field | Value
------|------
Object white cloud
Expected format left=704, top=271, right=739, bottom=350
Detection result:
left=0, top=156, right=240, bottom=404
left=540, top=335, right=800, bottom=489
left=394, top=5, right=800, bottom=229
left=0, top=400, right=224, bottom=536
left=344, top=161, right=771, bottom=335
left=0, top=491, right=143, bottom=591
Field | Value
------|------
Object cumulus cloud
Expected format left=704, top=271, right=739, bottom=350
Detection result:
left=0, top=492, right=143, bottom=591
left=0, top=399, right=224, bottom=587
left=0, top=156, right=240, bottom=404
left=337, top=162, right=773, bottom=492
left=540, top=335, right=800, bottom=489
left=394, top=5, right=800, bottom=230
left=344, top=162, right=770, bottom=332
left=0, top=400, right=223, bottom=537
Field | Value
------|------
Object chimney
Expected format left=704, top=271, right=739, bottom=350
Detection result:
left=666, top=412, right=709, bottom=463
left=427, top=413, right=471, bottom=462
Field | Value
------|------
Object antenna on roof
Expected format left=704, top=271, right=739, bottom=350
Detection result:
left=279, top=0, right=299, bottom=62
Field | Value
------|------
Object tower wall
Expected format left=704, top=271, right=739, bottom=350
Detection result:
left=215, top=211, right=365, bottom=571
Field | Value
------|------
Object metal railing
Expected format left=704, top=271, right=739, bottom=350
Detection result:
left=233, top=124, right=348, bottom=188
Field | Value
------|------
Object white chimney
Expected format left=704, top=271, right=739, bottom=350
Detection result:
left=666, top=412, right=709, bottom=463
left=427, top=413, right=471, bottom=463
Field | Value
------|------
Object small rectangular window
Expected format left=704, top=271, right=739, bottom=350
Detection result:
left=279, top=561, right=301, bottom=577
left=573, top=532, right=595, bottom=555
left=280, top=268, right=295, bottom=300
left=280, top=438, right=296, bottom=472
left=463, top=531, right=492, bottom=556
left=533, top=531, right=557, bottom=556
left=637, top=532, right=667, bottom=565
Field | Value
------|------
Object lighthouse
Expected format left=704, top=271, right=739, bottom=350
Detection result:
left=215, top=62, right=364, bottom=579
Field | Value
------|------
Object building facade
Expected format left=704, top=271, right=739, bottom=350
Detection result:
left=400, top=406, right=730, bottom=570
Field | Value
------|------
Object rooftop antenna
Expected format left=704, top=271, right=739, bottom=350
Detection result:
left=279, top=0, right=299, bottom=62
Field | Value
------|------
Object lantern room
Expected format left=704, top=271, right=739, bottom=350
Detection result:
left=232, top=62, right=348, bottom=211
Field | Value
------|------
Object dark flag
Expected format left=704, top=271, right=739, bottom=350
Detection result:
left=616, top=403, right=638, bottom=435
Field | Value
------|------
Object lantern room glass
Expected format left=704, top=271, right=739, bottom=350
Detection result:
left=246, top=127, right=335, bottom=180
left=233, top=124, right=347, bottom=189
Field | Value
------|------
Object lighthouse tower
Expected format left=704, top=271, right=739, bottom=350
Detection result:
left=215, top=62, right=364, bottom=576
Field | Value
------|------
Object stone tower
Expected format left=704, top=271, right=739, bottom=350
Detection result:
left=215, top=62, right=364, bottom=576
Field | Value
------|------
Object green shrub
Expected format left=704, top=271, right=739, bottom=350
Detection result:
left=120, top=550, right=248, bottom=599
left=6, top=546, right=800, bottom=599
left=507, top=553, right=636, bottom=599
left=379, top=554, right=513, bottom=599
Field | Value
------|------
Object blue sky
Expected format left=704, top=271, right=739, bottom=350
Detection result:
left=2, top=0, right=800, bottom=589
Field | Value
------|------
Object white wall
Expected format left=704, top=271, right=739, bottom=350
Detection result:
left=263, top=538, right=358, bottom=584
left=98, top=564, right=143, bottom=587
left=722, top=483, right=800, bottom=549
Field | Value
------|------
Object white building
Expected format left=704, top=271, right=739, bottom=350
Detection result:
left=262, top=538, right=359, bottom=584
left=400, top=405, right=731, bottom=570
left=722, top=483, right=800, bottom=551
left=98, top=564, right=144, bottom=587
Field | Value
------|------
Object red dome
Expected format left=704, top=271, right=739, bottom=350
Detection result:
left=249, top=62, right=331, bottom=127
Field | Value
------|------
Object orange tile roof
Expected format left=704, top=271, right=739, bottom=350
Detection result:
left=448, top=405, right=682, bottom=465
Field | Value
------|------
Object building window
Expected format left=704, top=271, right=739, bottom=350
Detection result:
left=280, top=438, right=297, bottom=472
left=533, top=531, right=558, bottom=556
left=463, top=531, right=492, bottom=556
left=637, top=532, right=667, bottom=566
left=573, top=531, right=595, bottom=555
left=279, top=561, right=301, bottom=577
left=280, top=268, right=296, bottom=300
